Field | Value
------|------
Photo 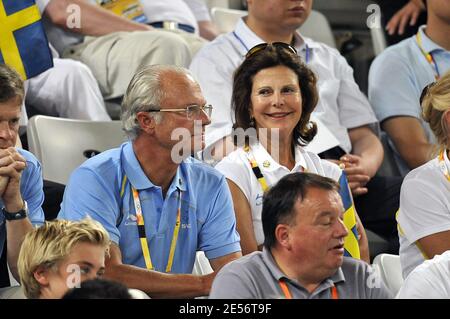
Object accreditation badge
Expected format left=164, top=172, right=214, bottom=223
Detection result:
left=96, top=0, right=148, bottom=23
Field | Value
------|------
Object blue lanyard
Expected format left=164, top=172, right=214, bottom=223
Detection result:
left=233, top=31, right=310, bottom=64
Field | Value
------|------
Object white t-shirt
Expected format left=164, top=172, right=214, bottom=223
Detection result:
left=397, top=250, right=450, bottom=299
left=190, top=18, right=378, bottom=151
left=215, top=142, right=342, bottom=245
left=397, top=151, right=450, bottom=279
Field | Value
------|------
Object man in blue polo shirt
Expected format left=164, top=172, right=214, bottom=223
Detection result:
left=59, top=65, right=242, bottom=298
left=0, top=64, right=45, bottom=288
left=369, top=0, right=450, bottom=176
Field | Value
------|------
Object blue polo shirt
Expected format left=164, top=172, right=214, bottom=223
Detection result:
left=0, top=149, right=45, bottom=257
left=58, top=141, right=241, bottom=273
left=369, top=25, right=450, bottom=176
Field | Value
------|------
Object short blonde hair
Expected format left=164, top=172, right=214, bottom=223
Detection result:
left=422, top=71, right=450, bottom=151
left=17, top=218, right=110, bottom=299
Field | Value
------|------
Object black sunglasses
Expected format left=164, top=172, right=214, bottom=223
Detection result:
left=245, top=42, right=298, bottom=59
left=420, top=81, right=436, bottom=105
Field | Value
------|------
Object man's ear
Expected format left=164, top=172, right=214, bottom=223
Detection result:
left=136, top=112, right=156, bottom=134
left=33, top=265, right=51, bottom=286
left=275, top=224, right=291, bottom=250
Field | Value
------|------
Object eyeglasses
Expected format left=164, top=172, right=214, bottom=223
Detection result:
left=245, top=42, right=298, bottom=59
left=153, top=104, right=213, bottom=120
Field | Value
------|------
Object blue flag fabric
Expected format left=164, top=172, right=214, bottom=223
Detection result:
left=0, top=0, right=53, bottom=79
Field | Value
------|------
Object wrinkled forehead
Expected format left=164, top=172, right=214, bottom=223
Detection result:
left=160, top=71, right=205, bottom=105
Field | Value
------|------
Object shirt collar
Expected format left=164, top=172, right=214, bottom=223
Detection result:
left=250, top=141, right=307, bottom=172
left=122, top=141, right=187, bottom=192
left=262, top=248, right=346, bottom=291
left=443, top=149, right=450, bottom=173
left=418, top=25, right=446, bottom=54
left=233, top=18, right=320, bottom=57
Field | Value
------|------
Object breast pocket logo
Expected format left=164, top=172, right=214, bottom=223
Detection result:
left=255, top=194, right=263, bottom=206
left=124, top=212, right=137, bottom=226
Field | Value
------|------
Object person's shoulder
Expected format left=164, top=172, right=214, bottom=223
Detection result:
left=372, top=36, right=416, bottom=65
left=217, top=147, right=247, bottom=165
left=183, top=156, right=226, bottom=182
left=219, top=251, right=264, bottom=274
left=341, top=257, right=376, bottom=279
left=191, top=32, right=240, bottom=65
left=72, top=144, right=124, bottom=182
left=304, top=36, right=350, bottom=66
left=79, top=144, right=122, bottom=169
left=17, top=148, right=40, bottom=167
left=403, top=157, right=439, bottom=184
left=341, top=256, right=370, bottom=270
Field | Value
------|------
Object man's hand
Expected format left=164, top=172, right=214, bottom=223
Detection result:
left=339, top=154, right=371, bottom=197
left=386, top=0, right=425, bottom=36
left=0, top=147, right=26, bottom=211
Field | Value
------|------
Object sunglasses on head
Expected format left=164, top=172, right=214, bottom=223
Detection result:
left=420, top=81, right=437, bottom=105
left=245, top=42, right=298, bottom=59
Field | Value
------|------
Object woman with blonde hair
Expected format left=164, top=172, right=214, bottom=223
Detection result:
left=397, top=71, right=450, bottom=279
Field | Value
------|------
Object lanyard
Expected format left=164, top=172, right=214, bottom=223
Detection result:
left=244, top=145, right=270, bottom=192
left=416, top=31, right=441, bottom=80
left=438, top=149, right=450, bottom=182
left=279, top=280, right=338, bottom=299
left=131, top=184, right=182, bottom=273
left=232, top=32, right=310, bottom=63
left=243, top=145, right=306, bottom=192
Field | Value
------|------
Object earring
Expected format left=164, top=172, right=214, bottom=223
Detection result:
left=249, top=116, right=255, bottom=127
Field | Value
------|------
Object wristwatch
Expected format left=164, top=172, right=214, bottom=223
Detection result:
left=2, top=201, right=28, bottom=221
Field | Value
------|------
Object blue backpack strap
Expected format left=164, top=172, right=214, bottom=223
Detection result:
left=116, top=174, right=128, bottom=227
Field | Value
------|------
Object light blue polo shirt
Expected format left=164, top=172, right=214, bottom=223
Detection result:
left=369, top=25, right=450, bottom=176
left=0, top=149, right=45, bottom=257
left=58, top=141, right=241, bottom=273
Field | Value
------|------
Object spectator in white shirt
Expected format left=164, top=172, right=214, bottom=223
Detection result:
left=397, top=71, right=450, bottom=278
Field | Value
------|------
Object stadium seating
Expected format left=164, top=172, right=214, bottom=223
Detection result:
left=372, top=253, right=403, bottom=297
left=27, top=115, right=125, bottom=185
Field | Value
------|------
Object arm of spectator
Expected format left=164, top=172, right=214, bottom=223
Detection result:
left=44, top=0, right=152, bottom=36
left=382, top=116, right=434, bottom=169
left=209, top=252, right=242, bottom=272
left=227, top=179, right=260, bottom=255
left=1, top=148, right=32, bottom=280
left=385, top=0, right=425, bottom=36
left=198, top=20, right=220, bottom=41
left=104, top=243, right=216, bottom=298
left=342, top=126, right=383, bottom=196
left=417, top=231, right=450, bottom=261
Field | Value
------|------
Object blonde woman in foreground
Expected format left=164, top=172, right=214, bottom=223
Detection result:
left=397, top=71, right=450, bottom=282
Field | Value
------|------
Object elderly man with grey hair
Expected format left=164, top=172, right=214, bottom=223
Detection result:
left=58, top=65, right=242, bottom=298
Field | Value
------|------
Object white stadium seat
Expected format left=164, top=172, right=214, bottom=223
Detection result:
left=27, top=115, right=125, bottom=185
left=372, top=253, right=404, bottom=297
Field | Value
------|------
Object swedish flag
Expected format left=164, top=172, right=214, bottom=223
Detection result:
left=338, top=171, right=360, bottom=259
left=0, top=0, right=53, bottom=79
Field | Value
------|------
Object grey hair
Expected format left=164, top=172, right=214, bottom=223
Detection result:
left=121, top=64, right=192, bottom=140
